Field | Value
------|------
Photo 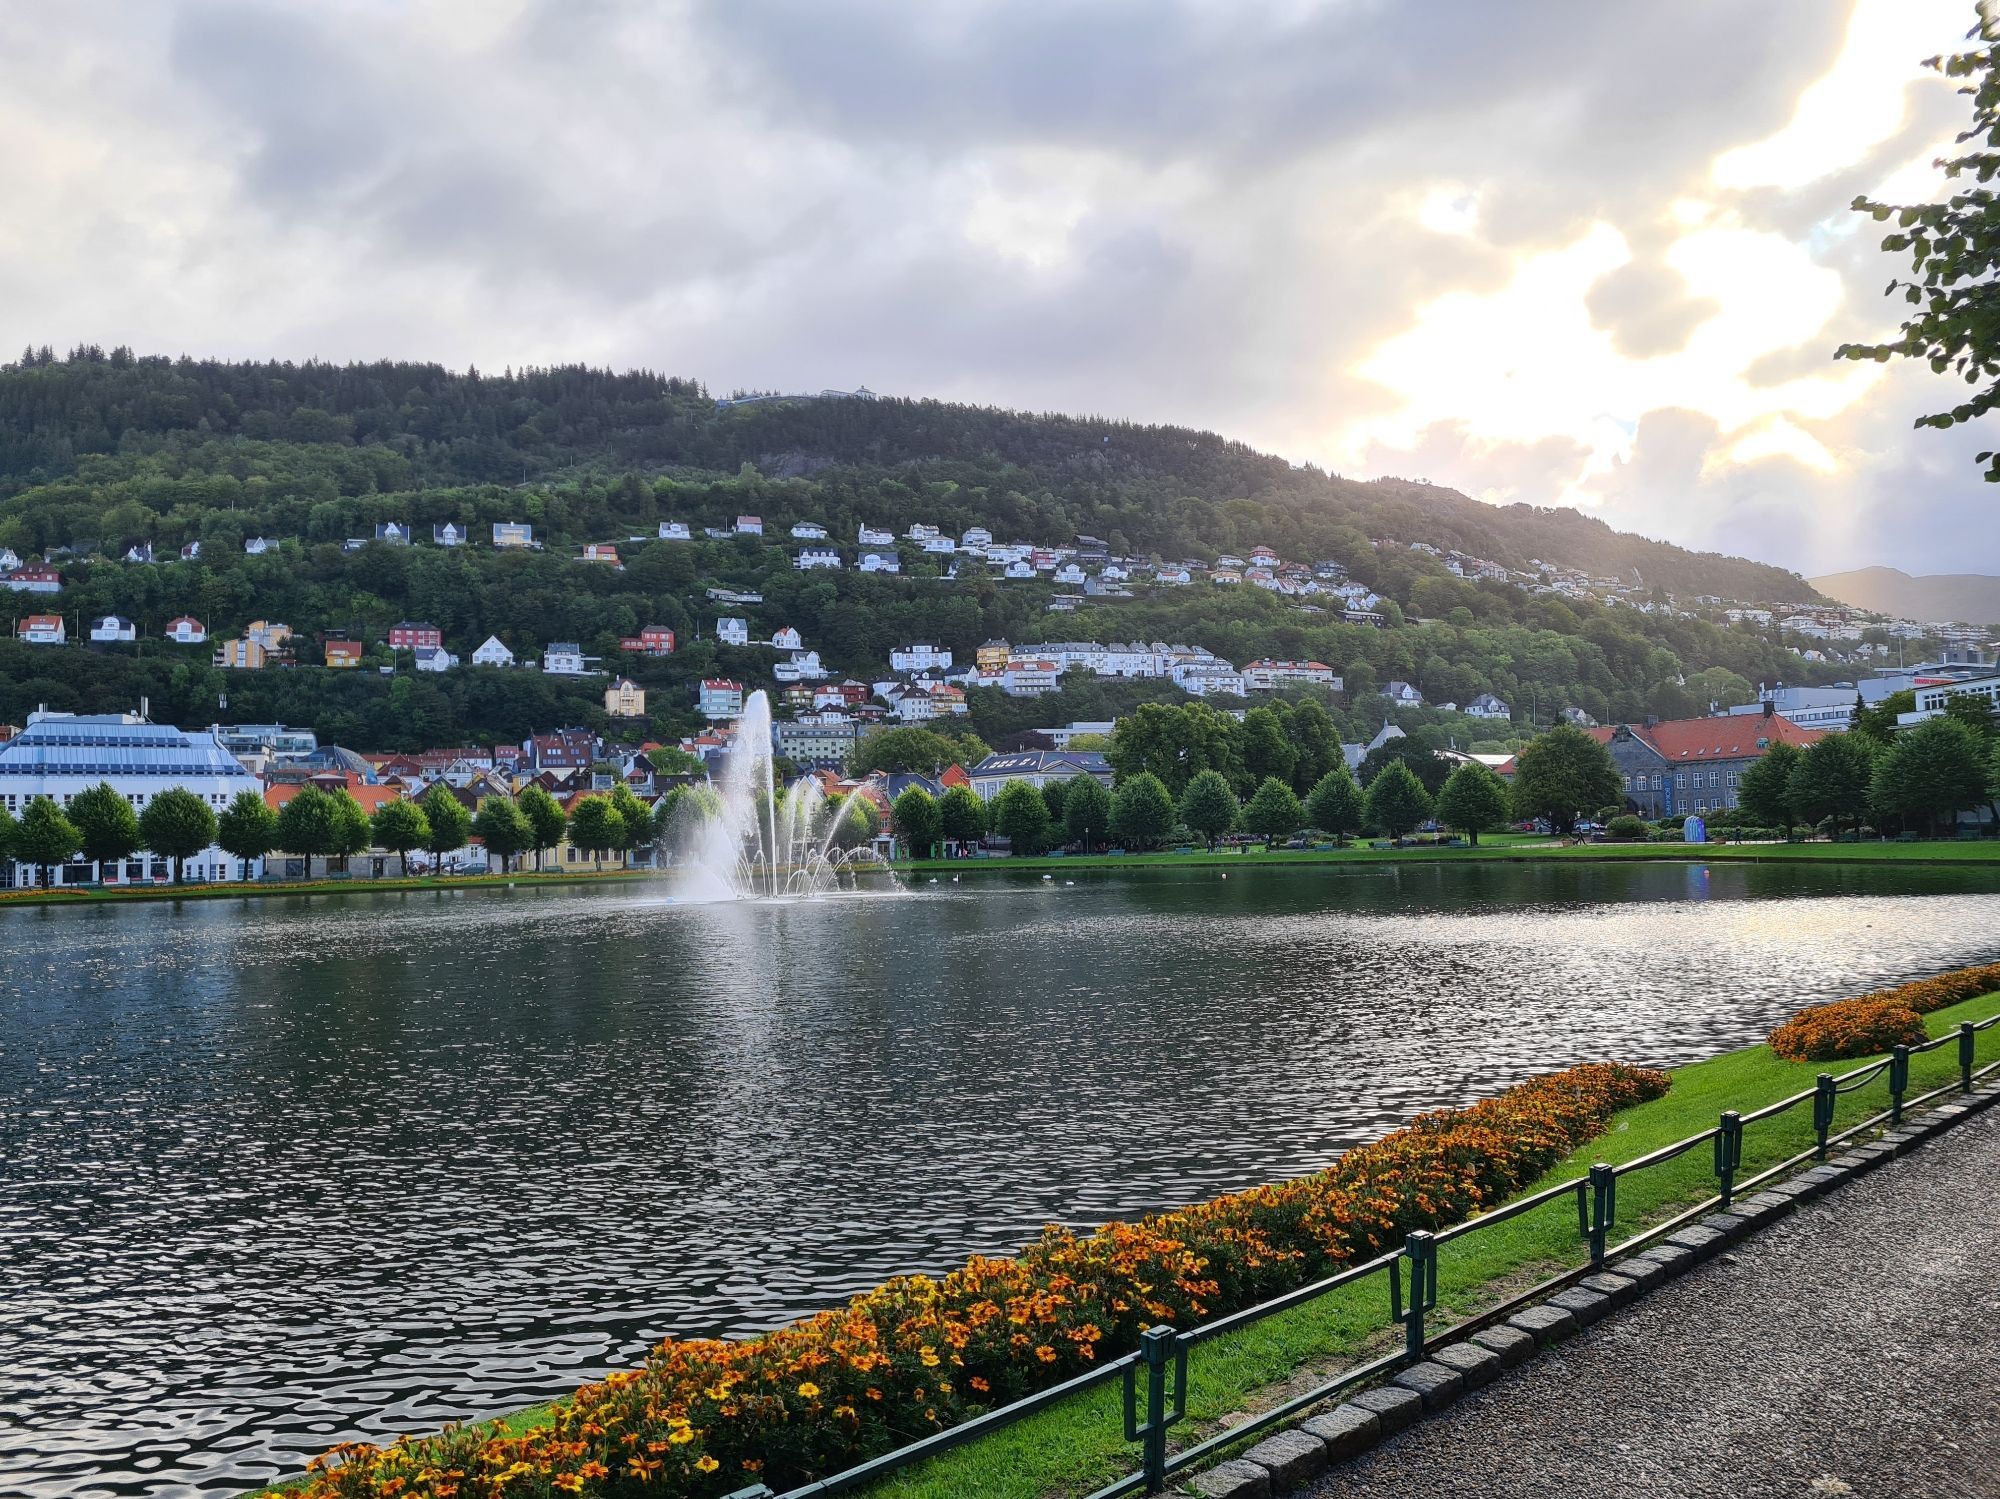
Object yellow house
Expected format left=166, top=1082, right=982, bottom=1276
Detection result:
left=604, top=676, right=646, bottom=717
left=976, top=639, right=1011, bottom=671
left=325, top=640, right=364, bottom=668
left=214, top=637, right=268, bottom=670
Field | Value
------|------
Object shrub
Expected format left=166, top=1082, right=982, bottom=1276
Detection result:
left=297, top=1062, right=1668, bottom=1499
left=1768, top=997, right=1928, bottom=1062
left=1605, top=814, right=1648, bottom=841
left=1765, top=961, right=2000, bottom=1061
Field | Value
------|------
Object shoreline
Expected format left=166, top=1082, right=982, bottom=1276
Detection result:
left=897, top=837, right=2000, bottom=875
left=0, top=866, right=657, bottom=908
left=4, top=838, right=1997, bottom=911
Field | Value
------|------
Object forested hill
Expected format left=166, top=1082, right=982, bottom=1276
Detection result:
left=0, top=349, right=1817, bottom=604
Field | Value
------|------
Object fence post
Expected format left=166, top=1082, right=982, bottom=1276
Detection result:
left=1960, top=1022, right=1976, bottom=1094
left=1586, top=1161, right=1616, bottom=1264
left=1398, top=1230, right=1436, bottom=1357
left=1137, top=1325, right=1174, bottom=1493
left=1889, top=1044, right=1910, bottom=1126
left=1813, top=1073, right=1836, bottom=1160
left=1714, top=1110, right=1743, bottom=1208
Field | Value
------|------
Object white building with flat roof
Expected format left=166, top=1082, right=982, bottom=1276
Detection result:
left=0, top=711, right=261, bottom=887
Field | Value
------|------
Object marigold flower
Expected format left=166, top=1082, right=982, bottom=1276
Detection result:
left=797, top=1381, right=821, bottom=1399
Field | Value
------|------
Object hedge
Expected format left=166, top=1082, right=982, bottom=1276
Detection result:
left=1767, top=961, right=2000, bottom=1062
left=299, top=1062, right=1666, bottom=1499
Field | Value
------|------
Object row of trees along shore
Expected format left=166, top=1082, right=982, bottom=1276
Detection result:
left=0, top=778, right=716, bottom=889
left=883, top=700, right=2000, bottom=855
left=884, top=753, right=1521, bottom=857
left=1732, top=697, right=2000, bottom=839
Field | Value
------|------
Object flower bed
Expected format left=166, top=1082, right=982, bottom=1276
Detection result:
left=1767, top=961, right=2000, bottom=1063
left=299, top=1061, right=1667, bottom=1499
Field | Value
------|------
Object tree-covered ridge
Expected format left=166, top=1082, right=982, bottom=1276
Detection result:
left=0, top=351, right=1849, bottom=752
left=1, top=350, right=1818, bottom=603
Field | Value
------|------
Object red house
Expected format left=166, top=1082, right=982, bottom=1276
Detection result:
left=619, top=625, right=677, bottom=656
left=389, top=621, right=442, bottom=650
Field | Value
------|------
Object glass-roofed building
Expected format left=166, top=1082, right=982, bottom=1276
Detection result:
left=0, top=711, right=260, bottom=887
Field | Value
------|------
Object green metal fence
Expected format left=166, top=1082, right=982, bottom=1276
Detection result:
left=726, top=1015, right=2000, bottom=1499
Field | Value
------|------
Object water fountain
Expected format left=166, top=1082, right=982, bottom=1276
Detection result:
left=660, top=690, right=889, bottom=901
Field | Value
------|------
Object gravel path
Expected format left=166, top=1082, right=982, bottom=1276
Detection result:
left=1301, top=1106, right=2000, bottom=1499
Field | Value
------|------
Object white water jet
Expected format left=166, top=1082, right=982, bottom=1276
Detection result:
left=660, top=690, right=890, bottom=901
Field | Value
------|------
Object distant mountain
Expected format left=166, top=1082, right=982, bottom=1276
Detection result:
left=1809, top=567, right=2000, bottom=627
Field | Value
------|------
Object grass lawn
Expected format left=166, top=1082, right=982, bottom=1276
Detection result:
left=0, top=866, right=654, bottom=909
left=243, top=989, right=2000, bottom=1499
left=898, top=836, right=2000, bottom=876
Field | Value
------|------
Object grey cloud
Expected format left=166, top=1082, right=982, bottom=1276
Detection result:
left=1585, top=260, right=1722, bottom=358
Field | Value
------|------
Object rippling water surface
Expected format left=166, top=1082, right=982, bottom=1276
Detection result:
left=6, top=860, right=2000, bottom=1497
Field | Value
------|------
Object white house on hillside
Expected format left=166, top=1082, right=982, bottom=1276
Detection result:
left=543, top=642, right=590, bottom=675
left=717, top=617, right=750, bottom=646
left=91, top=615, right=137, bottom=642
left=891, top=642, right=952, bottom=672
left=472, top=635, right=515, bottom=667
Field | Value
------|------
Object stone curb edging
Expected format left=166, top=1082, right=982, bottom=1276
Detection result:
left=1186, top=1079, right=2000, bottom=1498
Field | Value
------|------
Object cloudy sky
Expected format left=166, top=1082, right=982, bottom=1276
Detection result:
left=1, top=0, right=1989, bottom=575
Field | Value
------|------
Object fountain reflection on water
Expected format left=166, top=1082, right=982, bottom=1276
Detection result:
left=663, top=689, right=889, bottom=902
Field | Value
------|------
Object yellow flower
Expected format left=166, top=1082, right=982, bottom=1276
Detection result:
left=667, top=1426, right=695, bottom=1446
left=918, top=1348, right=941, bottom=1368
left=797, top=1381, right=821, bottom=1400
left=696, top=1455, right=720, bottom=1474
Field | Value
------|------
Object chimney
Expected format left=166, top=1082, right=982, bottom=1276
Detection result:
left=1762, top=699, right=1775, bottom=720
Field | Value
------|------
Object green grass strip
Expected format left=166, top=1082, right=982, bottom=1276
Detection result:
left=898, top=836, right=2000, bottom=875
left=0, top=867, right=653, bottom=908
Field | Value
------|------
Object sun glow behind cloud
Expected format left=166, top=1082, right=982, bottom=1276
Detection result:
left=1344, top=0, right=1963, bottom=515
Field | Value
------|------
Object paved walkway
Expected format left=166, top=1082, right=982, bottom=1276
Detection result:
left=1303, top=1107, right=2000, bottom=1499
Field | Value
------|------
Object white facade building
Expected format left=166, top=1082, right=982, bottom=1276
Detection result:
left=543, top=642, right=590, bottom=675
left=891, top=642, right=953, bottom=672
left=716, top=617, right=751, bottom=646
left=91, top=615, right=137, bottom=643
left=472, top=635, right=515, bottom=668
left=0, top=712, right=262, bottom=887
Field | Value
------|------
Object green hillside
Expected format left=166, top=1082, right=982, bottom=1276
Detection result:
left=0, top=349, right=1843, bottom=751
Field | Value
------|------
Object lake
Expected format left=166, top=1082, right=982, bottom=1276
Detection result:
left=6, top=860, right=2000, bottom=1497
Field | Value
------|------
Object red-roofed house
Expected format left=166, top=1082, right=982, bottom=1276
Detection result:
left=1599, top=703, right=1822, bottom=818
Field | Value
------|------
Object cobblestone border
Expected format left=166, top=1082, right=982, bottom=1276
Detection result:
left=1186, top=1080, right=2000, bottom=1498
